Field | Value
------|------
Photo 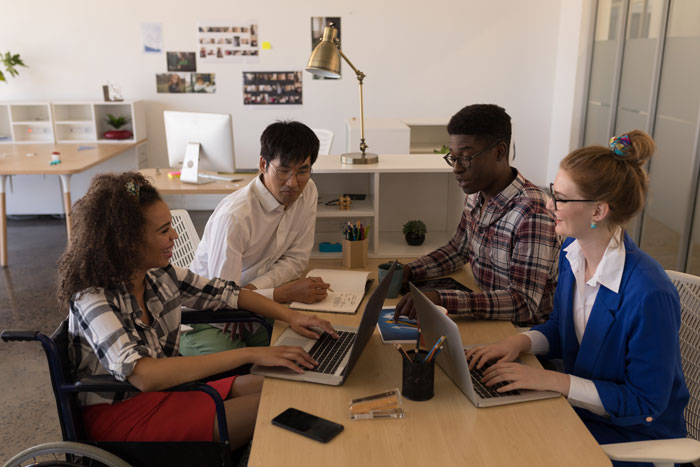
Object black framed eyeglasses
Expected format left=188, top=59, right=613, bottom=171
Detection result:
left=268, top=163, right=312, bottom=182
left=548, top=183, right=595, bottom=211
left=443, top=141, right=501, bottom=168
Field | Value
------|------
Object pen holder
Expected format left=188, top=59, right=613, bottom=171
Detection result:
left=401, top=350, right=435, bottom=401
left=342, top=238, right=368, bottom=269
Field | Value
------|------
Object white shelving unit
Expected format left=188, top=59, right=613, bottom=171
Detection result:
left=0, top=101, right=145, bottom=144
left=0, top=102, right=54, bottom=143
left=311, top=154, right=464, bottom=258
left=346, top=117, right=449, bottom=155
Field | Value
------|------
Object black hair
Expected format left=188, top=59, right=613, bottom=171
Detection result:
left=447, top=104, right=512, bottom=146
left=260, top=121, right=320, bottom=168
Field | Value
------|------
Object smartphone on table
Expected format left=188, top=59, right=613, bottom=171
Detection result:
left=272, top=408, right=344, bottom=443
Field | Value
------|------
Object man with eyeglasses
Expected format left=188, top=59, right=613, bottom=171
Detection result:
left=394, top=104, right=560, bottom=326
left=182, top=121, right=329, bottom=356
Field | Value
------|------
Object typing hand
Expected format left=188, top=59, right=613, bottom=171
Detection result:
left=249, top=346, right=318, bottom=373
left=289, top=312, right=338, bottom=340
left=480, top=362, right=569, bottom=395
left=465, top=334, right=530, bottom=370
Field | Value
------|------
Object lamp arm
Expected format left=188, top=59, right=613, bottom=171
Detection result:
left=335, top=43, right=365, bottom=83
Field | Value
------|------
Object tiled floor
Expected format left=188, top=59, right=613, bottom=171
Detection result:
left=0, top=212, right=211, bottom=463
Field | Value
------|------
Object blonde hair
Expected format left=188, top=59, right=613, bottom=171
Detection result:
left=560, top=130, right=655, bottom=228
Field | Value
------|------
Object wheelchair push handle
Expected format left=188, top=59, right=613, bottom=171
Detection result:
left=1, top=330, right=40, bottom=342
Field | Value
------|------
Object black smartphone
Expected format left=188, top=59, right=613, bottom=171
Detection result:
left=271, top=408, right=344, bottom=443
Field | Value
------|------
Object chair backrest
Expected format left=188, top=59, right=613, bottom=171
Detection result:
left=666, top=270, right=700, bottom=439
left=171, top=209, right=201, bottom=269
left=312, top=128, right=334, bottom=156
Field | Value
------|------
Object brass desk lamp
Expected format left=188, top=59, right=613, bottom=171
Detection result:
left=305, top=23, right=378, bottom=164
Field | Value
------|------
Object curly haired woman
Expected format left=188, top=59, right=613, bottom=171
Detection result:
left=58, top=172, right=336, bottom=450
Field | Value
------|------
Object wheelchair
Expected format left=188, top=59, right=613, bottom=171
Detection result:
left=2, top=309, right=272, bottom=467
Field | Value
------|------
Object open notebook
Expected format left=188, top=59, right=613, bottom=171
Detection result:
left=289, top=269, right=371, bottom=314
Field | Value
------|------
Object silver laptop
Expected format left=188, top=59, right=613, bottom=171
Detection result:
left=251, top=261, right=397, bottom=385
left=411, top=284, right=559, bottom=407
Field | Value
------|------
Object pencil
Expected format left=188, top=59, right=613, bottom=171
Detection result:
left=424, top=335, right=446, bottom=363
left=394, top=343, right=411, bottom=362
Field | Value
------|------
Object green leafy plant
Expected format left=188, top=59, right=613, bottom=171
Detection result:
left=433, top=144, right=449, bottom=154
left=402, top=219, right=427, bottom=236
left=0, top=52, right=27, bottom=83
left=105, top=113, right=129, bottom=129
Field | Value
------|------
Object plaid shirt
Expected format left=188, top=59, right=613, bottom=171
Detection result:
left=68, top=265, right=240, bottom=406
left=407, top=170, right=559, bottom=325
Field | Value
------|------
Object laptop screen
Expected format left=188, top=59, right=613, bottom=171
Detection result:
left=342, top=261, right=397, bottom=376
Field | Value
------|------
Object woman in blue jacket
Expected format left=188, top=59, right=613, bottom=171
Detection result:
left=467, top=130, right=689, bottom=452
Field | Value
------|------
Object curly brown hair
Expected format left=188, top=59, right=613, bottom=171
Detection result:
left=57, top=172, right=162, bottom=309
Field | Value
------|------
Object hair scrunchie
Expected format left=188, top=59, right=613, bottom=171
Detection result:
left=125, top=180, right=140, bottom=199
left=609, top=134, right=631, bottom=157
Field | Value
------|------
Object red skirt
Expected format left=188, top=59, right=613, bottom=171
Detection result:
left=82, top=376, right=236, bottom=442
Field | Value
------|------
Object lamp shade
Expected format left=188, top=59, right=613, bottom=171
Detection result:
left=306, top=26, right=341, bottom=78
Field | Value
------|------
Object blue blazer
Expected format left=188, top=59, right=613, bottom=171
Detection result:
left=533, top=233, right=688, bottom=445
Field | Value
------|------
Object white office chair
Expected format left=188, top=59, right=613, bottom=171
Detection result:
left=600, top=270, right=700, bottom=466
left=312, top=128, right=334, bottom=156
left=170, top=209, right=200, bottom=268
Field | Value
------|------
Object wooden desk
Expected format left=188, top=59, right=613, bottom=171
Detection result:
left=0, top=141, right=146, bottom=266
left=139, top=168, right=257, bottom=195
left=248, top=258, right=611, bottom=466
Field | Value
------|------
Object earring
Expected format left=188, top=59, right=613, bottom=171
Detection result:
left=590, top=222, right=597, bottom=229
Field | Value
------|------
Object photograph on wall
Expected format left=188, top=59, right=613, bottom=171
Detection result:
left=243, top=71, right=302, bottom=105
left=167, top=52, right=196, bottom=72
left=190, top=73, right=216, bottom=93
left=310, top=16, right=341, bottom=80
left=197, top=22, right=259, bottom=63
left=156, top=73, right=187, bottom=93
left=141, top=22, right=163, bottom=53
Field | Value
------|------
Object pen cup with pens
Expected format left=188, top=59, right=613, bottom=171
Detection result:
left=342, top=220, right=369, bottom=269
left=396, top=334, right=445, bottom=401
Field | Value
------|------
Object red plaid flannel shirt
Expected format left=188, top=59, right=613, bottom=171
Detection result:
left=407, top=171, right=559, bottom=325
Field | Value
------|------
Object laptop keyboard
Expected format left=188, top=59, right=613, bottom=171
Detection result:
left=467, top=357, right=520, bottom=398
left=307, top=331, right=357, bottom=375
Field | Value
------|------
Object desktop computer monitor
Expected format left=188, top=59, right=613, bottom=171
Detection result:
left=164, top=111, right=236, bottom=184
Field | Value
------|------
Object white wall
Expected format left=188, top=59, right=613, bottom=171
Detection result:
left=1, top=0, right=587, bottom=185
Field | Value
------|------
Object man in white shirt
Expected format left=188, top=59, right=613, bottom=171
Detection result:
left=181, top=121, right=330, bottom=356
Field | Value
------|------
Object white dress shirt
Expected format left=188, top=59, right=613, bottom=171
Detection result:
left=191, top=175, right=317, bottom=300
left=525, top=228, right=625, bottom=416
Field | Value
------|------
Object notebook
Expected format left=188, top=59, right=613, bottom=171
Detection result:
left=251, top=262, right=397, bottom=385
left=411, top=284, right=559, bottom=407
left=289, top=269, right=372, bottom=314
left=376, top=307, right=418, bottom=344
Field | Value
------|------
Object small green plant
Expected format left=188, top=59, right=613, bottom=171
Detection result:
left=0, top=52, right=27, bottom=83
left=433, top=144, right=449, bottom=154
left=105, top=113, right=129, bottom=129
left=402, top=219, right=427, bottom=236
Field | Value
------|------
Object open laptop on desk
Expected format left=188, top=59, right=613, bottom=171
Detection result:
left=251, top=261, right=397, bottom=386
left=411, top=284, right=559, bottom=407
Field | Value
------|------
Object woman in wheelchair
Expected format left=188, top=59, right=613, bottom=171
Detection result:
left=56, top=172, right=337, bottom=451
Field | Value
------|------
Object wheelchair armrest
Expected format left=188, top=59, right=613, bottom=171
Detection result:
left=601, top=437, right=700, bottom=464
left=1, top=330, right=41, bottom=342
left=181, top=308, right=272, bottom=339
left=74, top=375, right=138, bottom=392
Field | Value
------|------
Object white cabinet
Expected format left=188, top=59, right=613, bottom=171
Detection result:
left=311, top=154, right=464, bottom=258
left=0, top=101, right=145, bottom=144
left=345, top=118, right=449, bottom=155
left=0, top=102, right=54, bottom=143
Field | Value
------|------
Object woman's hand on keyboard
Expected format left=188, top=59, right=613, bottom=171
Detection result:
left=289, top=313, right=338, bottom=340
left=466, top=334, right=531, bottom=370
left=248, top=346, right=318, bottom=373
left=480, top=361, right=570, bottom=396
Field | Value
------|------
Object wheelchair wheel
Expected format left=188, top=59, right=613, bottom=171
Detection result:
left=3, top=441, right=131, bottom=467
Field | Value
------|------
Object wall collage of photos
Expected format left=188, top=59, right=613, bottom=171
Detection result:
left=152, top=17, right=341, bottom=104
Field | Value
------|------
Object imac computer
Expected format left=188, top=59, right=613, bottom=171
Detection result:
left=164, top=111, right=237, bottom=184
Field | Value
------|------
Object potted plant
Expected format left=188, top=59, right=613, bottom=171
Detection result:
left=402, top=219, right=426, bottom=246
left=103, top=113, right=133, bottom=140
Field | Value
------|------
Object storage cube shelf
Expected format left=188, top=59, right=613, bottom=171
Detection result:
left=0, top=101, right=145, bottom=144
